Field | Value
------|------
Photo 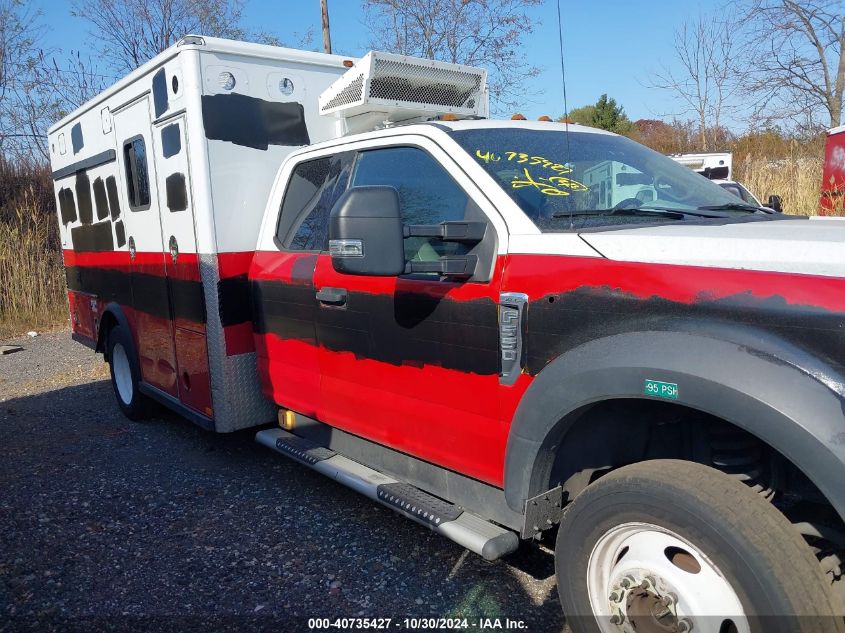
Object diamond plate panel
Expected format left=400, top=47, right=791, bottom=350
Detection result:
left=200, top=253, right=276, bottom=432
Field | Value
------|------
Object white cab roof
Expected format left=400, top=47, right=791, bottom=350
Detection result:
left=283, top=118, right=617, bottom=156
left=436, top=119, right=616, bottom=135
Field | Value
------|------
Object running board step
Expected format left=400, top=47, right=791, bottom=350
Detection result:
left=256, top=428, right=518, bottom=561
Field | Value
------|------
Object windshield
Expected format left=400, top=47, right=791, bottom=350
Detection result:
left=450, top=128, right=755, bottom=231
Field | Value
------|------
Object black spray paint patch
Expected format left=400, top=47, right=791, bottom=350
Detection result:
left=161, top=123, right=181, bottom=158
left=71, top=220, right=113, bottom=252
left=523, top=286, right=845, bottom=378
left=58, top=188, right=77, bottom=224
left=93, top=177, right=109, bottom=220
left=152, top=68, right=168, bottom=118
left=201, top=93, right=310, bottom=150
left=251, top=276, right=499, bottom=375
left=114, top=220, right=126, bottom=248
left=65, top=265, right=205, bottom=325
left=105, top=176, right=121, bottom=220
left=71, top=122, right=84, bottom=154
left=166, top=173, right=188, bottom=211
left=218, top=274, right=252, bottom=327
left=75, top=172, right=93, bottom=225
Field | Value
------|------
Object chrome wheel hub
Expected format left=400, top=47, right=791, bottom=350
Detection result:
left=587, top=522, right=748, bottom=633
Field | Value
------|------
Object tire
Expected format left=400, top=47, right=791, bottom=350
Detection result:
left=555, top=459, right=844, bottom=633
left=106, top=324, right=152, bottom=421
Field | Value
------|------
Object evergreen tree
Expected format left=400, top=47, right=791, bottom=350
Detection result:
left=559, top=95, right=633, bottom=134
left=590, top=94, right=633, bottom=134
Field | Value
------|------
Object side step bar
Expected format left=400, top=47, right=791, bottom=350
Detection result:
left=256, top=428, right=519, bottom=561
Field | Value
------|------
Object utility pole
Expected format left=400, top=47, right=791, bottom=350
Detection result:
left=320, top=0, right=332, bottom=54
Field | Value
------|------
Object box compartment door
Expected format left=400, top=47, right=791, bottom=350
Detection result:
left=152, top=114, right=212, bottom=416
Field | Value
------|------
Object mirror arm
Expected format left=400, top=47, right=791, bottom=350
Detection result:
left=404, top=221, right=486, bottom=243
left=406, top=255, right=478, bottom=278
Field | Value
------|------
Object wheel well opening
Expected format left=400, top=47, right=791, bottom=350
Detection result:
left=541, top=398, right=845, bottom=599
left=96, top=311, right=119, bottom=357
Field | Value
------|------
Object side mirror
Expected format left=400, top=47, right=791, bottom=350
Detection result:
left=767, top=194, right=783, bottom=213
left=328, top=186, right=405, bottom=276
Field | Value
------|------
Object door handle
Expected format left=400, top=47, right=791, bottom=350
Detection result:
left=316, top=287, right=348, bottom=306
left=168, top=235, right=178, bottom=264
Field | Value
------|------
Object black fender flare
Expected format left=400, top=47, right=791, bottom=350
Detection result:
left=96, top=302, right=133, bottom=355
left=503, top=330, right=845, bottom=520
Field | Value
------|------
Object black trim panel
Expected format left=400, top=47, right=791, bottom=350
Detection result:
left=71, top=332, right=97, bottom=350
left=52, top=149, right=117, bottom=181
left=139, top=383, right=214, bottom=431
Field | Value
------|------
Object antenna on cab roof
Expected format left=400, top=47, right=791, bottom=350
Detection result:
left=555, top=0, right=575, bottom=229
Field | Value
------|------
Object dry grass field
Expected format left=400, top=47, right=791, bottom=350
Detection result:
left=735, top=155, right=833, bottom=216
left=0, top=163, right=66, bottom=338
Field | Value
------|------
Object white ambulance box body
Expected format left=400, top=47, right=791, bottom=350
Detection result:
left=48, top=36, right=350, bottom=432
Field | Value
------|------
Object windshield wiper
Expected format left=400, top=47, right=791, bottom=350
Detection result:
left=552, top=206, right=730, bottom=220
left=697, top=202, right=761, bottom=213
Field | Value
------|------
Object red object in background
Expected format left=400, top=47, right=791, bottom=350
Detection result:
left=820, top=127, right=845, bottom=215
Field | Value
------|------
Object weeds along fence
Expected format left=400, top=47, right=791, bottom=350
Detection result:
left=0, top=160, right=66, bottom=336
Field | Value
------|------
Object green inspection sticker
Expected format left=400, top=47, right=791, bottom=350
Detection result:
left=644, top=379, right=678, bottom=400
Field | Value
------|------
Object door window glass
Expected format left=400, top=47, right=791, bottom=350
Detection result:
left=351, top=147, right=470, bottom=261
left=123, top=137, right=151, bottom=209
left=277, top=153, right=354, bottom=251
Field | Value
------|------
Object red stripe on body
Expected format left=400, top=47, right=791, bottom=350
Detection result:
left=504, top=253, right=845, bottom=313
left=218, top=251, right=254, bottom=278
left=64, top=249, right=200, bottom=279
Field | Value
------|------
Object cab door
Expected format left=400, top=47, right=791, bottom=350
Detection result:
left=113, top=97, right=178, bottom=396
left=251, top=151, right=355, bottom=418
left=311, top=144, right=506, bottom=485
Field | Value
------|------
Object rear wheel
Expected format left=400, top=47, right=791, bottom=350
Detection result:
left=106, top=324, right=152, bottom=420
left=555, top=459, right=844, bottom=633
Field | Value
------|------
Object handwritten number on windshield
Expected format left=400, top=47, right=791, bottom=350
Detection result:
left=475, top=149, right=589, bottom=195
left=511, top=168, right=589, bottom=196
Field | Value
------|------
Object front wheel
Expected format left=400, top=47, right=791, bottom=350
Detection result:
left=556, top=459, right=844, bottom=633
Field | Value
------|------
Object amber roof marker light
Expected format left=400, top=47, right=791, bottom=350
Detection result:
left=512, top=113, right=526, bottom=120
left=538, top=115, right=553, bottom=122
left=343, top=60, right=354, bottom=68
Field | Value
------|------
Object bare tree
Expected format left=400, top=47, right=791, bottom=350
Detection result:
left=742, top=0, right=845, bottom=129
left=71, top=0, right=250, bottom=73
left=0, top=0, right=42, bottom=158
left=361, top=0, right=542, bottom=113
left=650, top=13, right=739, bottom=151
left=0, top=1, right=110, bottom=161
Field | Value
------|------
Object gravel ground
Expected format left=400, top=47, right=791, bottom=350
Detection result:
left=0, top=330, right=567, bottom=632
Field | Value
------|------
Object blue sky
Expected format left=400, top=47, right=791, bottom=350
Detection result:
left=34, top=0, right=718, bottom=124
